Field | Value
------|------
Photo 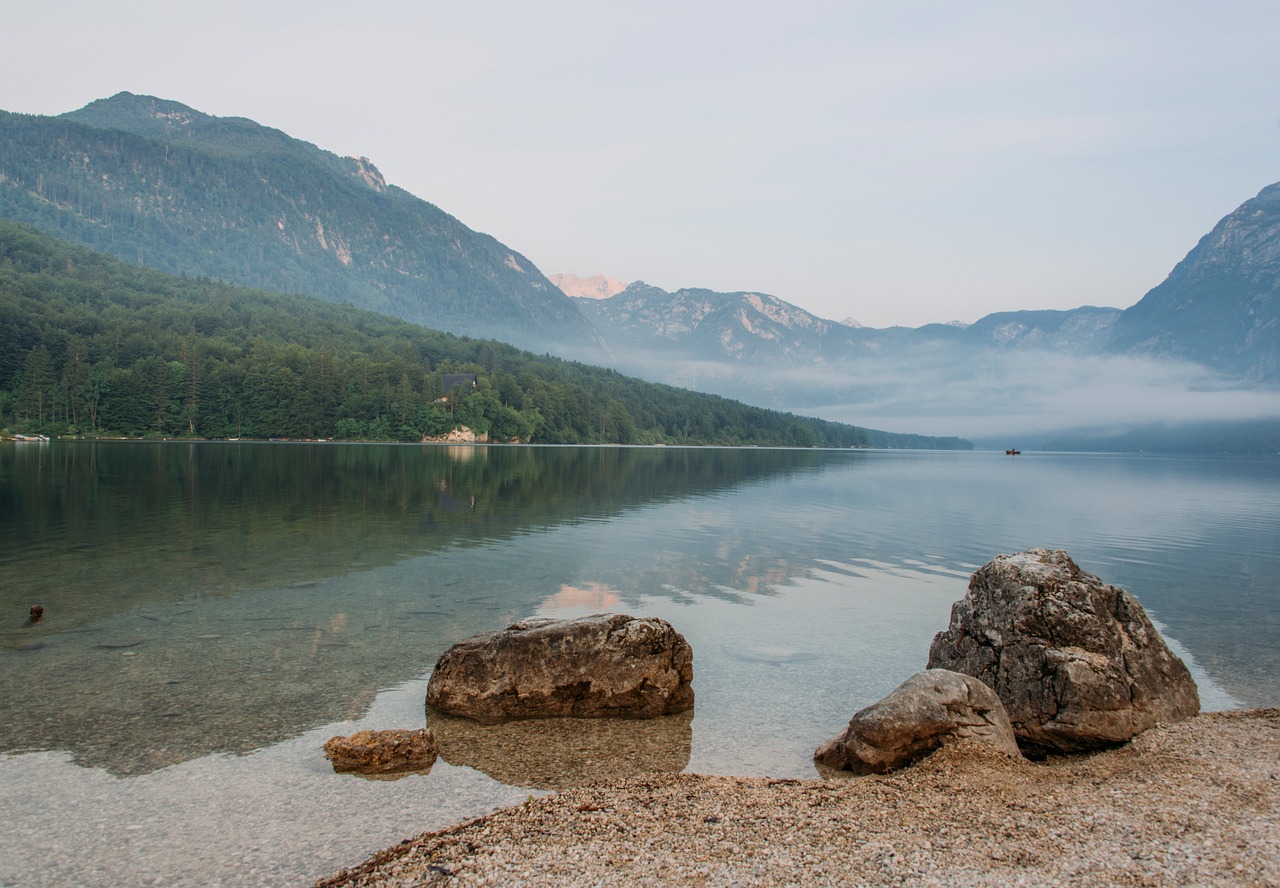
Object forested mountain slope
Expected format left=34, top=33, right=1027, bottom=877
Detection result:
left=0, top=222, right=970, bottom=448
left=0, top=93, right=597, bottom=353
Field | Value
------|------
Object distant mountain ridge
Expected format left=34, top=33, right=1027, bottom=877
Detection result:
left=559, top=184, right=1280, bottom=443
left=567, top=182, right=1280, bottom=392
left=0, top=92, right=599, bottom=352
left=575, top=283, right=844, bottom=364
left=572, top=283, right=1124, bottom=366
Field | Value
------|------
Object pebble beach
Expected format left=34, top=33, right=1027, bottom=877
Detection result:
left=317, top=708, right=1279, bottom=887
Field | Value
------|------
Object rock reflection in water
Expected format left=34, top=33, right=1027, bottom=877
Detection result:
left=426, top=709, right=693, bottom=790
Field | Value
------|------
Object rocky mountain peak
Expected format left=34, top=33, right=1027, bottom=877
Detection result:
left=1108, top=181, right=1280, bottom=378
left=549, top=273, right=629, bottom=300
left=62, top=92, right=208, bottom=134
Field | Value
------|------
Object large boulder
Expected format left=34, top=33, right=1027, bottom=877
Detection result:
left=322, top=728, right=438, bottom=777
left=425, top=614, right=694, bottom=723
left=927, top=548, right=1200, bottom=756
left=814, top=669, right=1021, bottom=775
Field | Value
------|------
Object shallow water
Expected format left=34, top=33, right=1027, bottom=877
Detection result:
left=0, top=442, right=1274, bottom=886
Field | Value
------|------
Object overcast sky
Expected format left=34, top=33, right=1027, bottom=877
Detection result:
left=3, top=1, right=1278, bottom=327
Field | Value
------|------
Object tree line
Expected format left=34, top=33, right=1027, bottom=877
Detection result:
left=1, top=222, right=977, bottom=448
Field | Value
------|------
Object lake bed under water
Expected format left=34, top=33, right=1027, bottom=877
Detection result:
left=0, top=442, right=1274, bottom=886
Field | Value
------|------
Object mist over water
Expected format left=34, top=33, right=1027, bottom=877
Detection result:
left=592, top=343, right=1280, bottom=441
left=808, top=350, right=1280, bottom=440
left=0, top=442, right=1274, bottom=887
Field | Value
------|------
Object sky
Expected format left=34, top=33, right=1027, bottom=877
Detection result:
left=3, top=1, right=1279, bottom=328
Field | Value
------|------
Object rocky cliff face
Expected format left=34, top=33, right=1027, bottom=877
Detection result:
left=964, top=307, right=1121, bottom=350
left=1108, top=183, right=1280, bottom=381
left=0, top=93, right=600, bottom=353
left=574, top=282, right=851, bottom=365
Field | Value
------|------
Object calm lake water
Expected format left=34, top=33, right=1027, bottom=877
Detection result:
left=1, top=441, right=1276, bottom=887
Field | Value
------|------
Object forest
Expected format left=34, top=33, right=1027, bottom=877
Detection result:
left=0, top=222, right=971, bottom=448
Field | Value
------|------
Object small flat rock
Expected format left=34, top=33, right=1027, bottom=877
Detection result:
left=323, top=728, right=439, bottom=776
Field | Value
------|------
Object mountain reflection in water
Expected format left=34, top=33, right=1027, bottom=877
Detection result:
left=0, top=442, right=829, bottom=774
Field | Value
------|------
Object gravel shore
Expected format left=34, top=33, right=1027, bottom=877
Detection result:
left=318, top=709, right=1279, bottom=887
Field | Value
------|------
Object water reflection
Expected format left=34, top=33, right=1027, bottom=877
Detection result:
left=543, top=583, right=623, bottom=611
left=0, top=442, right=837, bottom=775
left=428, top=710, right=693, bottom=790
left=1, top=444, right=1272, bottom=888
left=3, top=445, right=1274, bottom=781
left=0, top=442, right=831, bottom=636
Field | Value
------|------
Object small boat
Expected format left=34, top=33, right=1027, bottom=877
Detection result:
left=13, top=434, right=50, bottom=442
left=1005, top=449, right=1021, bottom=455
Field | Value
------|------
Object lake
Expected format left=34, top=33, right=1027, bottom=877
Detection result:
left=1, top=441, right=1276, bottom=887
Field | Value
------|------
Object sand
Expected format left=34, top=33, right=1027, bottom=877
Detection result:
left=317, top=709, right=1279, bottom=887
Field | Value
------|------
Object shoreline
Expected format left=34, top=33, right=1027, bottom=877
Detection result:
left=318, top=709, right=1279, bottom=887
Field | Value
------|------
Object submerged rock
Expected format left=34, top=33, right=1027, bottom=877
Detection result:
left=323, top=728, right=438, bottom=776
left=814, top=669, right=1021, bottom=775
left=927, top=548, right=1199, bottom=756
left=723, top=644, right=822, bottom=666
left=426, top=613, right=694, bottom=723
left=427, top=709, right=693, bottom=790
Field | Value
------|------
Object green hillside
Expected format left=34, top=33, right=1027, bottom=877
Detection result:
left=0, top=222, right=971, bottom=449
left=0, top=93, right=597, bottom=352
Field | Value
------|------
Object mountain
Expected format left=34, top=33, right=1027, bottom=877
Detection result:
left=3, top=92, right=1275, bottom=447
left=1, top=220, right=973, bottom=448
left=966, top=307, right=1121, bottom=350
left=0, top=93, right=599, bottom=352
left=549, top=273, right=628, bottom=300
left=1108, top=182, right=1280, bottom=381
left=574, top=283, right=850, bottom=364
left=561, top=184, right=1280, bottom=444
left=569, top=184, right=1280, bottom=390
left=573, top=283, right=1126, bottom=369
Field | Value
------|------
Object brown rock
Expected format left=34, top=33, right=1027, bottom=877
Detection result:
left=323, top=728, right=438, bottom=776
left=927, top=548, right=1199, bottom=755
left=425, top=614, right=694, bottom=724
left=814, top=669, right=1021, bottom=775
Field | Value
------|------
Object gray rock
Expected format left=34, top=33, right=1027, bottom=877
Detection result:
left=814, top=669, right=1021, bottom=775
left=322, top=728, right=438, bottom=776
left=425, top=613, right=694, bottom=723
left=927, top=548, right=1200, bottom=756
